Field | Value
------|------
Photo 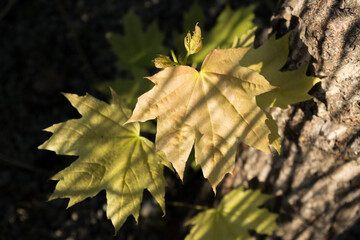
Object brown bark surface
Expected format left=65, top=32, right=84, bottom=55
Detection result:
left=222, top=0, right=360, bottom=239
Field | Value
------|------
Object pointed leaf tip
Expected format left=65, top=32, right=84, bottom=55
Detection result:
left=184, top=24, right=202, bottom=55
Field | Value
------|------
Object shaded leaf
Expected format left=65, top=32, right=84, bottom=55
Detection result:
left=38, top=90, right=170, bottom=233
left=95, top=68, right=152, bottom=109
left=232, top=26, right=256, bottom=48
left=96, top=11, right=166, bottom=128
left=192, top=5, right=256, bottom=66
left=239, top=33, right=321, bottom=109
left=127, top=48, right=275, bottom=190
left=173, top=1, right=205, bottom=53
left=185, top=186, right=278, bottom=240
left=106, top=10, right=166, bottom=71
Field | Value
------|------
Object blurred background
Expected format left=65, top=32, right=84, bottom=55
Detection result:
left=0, top=0, right=280, bottom=239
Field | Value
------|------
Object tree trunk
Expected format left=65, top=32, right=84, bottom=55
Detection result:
left=223, top=0, right=360, bottom=239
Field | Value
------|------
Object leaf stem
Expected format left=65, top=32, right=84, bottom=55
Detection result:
left=170, top=50, right=178, bottom=63
left=182, top=52, right=190, bottom=65
left=166, top=201, right=208, bottom=210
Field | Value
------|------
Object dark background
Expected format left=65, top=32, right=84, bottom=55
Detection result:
left=0, top=0, right=281, bottom=239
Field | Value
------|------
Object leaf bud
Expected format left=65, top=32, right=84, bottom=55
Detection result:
left=154, top=54, right=175, bottom=69
left=184, top=24, right=202, bottom=55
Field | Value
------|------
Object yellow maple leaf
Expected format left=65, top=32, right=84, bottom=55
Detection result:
left=127, top=48, right=276, bottom=190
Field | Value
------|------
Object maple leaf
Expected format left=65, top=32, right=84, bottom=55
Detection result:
left=94, top=69, right=156, bottom=134
left=185, top=186, right=278, bottom=240
left=239, top=33, right=321, bottom=109
left=95, top=68, right=151, bottom=109
left=38, top=90, right=171, bottom=233
left=106, top=10, right=166, bottom=71
left=127, top=47, right=275, bottom=190
left=95, top=10, right=166, bottom=127
left=96, top=10, right=166, bottom=119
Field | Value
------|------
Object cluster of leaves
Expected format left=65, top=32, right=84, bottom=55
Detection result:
left=96, top=10, right=166, bottom=110
left=95, top=2, right=258, bottom=108
left=39, top=2, right=319, bottom=239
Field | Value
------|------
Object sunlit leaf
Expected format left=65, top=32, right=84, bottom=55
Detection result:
left=127, top=47, right=275, bottom=190
left=239, top=33, right=321, bottom=109
left=38, top=90, right=171, bottom=233
left=154, top=54, right=177, bottom=69
left=173, top=1, right=205, bottom=53
left=185, top=186, right=278, bottom=240
left=184, top=24, right=203, bottom=55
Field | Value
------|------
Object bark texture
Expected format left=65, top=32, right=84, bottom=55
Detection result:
left=222, top=0, right=360, bottom=239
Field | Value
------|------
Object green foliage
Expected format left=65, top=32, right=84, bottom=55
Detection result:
left=191, top=5, right=256, bottom=66
left=239, top=33, right=320, bottom=109
left=154, top=54, right=178, bottom=69
left=185, top=186, right=278, bottom=240
left=184, top=24, right=203, bottom=56
left=95, top=10, right=166, bottom=114
left=173, top=1, right=205, bottom=53
left=106, top=10, right=166, bottom=71
left=95, top=11, right=167, bottom=133
left=96, top=69, right=151, bottom=109
left=39, top=3, right=322, bottom=237
left=39, top=90, right=171, bottom=233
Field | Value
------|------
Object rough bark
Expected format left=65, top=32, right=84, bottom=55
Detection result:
left=221, top=0, right=360, bottom=239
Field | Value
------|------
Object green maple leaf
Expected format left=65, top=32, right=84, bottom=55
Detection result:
left=38, top=90, right=171, bottom=233
left=191, top=5, right=256, bottom=66
left=127, top=47, right=276, bottom=190
left=106, top=10, right=166, bottom=71
left=239, top=33, right=321, bottom=109
left=94, top=70, right=156, bottom=134
left=95, top=11, right=166, bottom=130
left=185, top=186, right=278, bottom=240
left=95, top=68, right=152, bottom=109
